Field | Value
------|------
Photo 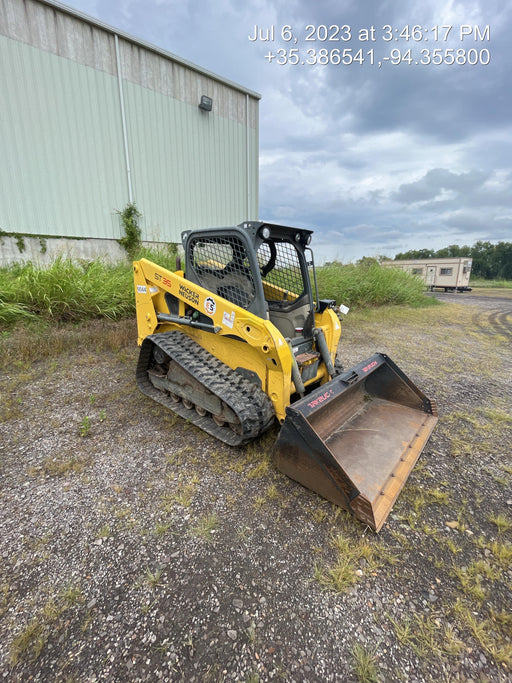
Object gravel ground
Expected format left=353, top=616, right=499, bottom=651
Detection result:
left=0, top=290, right=511, bottom=682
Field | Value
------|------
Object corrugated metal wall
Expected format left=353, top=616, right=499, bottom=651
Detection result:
left=0, top=0, right=260, bottom=243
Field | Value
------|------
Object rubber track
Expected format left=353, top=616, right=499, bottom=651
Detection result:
left=136, top=331, right=275, bottom=446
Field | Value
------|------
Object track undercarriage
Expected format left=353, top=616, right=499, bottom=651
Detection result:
left=136, top=331, right=275, bottom=446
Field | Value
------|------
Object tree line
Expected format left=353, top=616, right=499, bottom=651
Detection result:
left=393, top=241, right=512, bottom=280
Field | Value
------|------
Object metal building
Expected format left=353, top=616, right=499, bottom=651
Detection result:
left=0, top=0, right=260, bottom=248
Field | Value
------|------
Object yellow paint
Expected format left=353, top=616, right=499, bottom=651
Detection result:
left=133, top=258, right=341, bottom=421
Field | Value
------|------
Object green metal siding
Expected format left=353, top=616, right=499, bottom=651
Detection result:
left=123, top=80, right=258, bottom=240
left=0, top=0, right=260, bottom=243
left=0, top=33, right=127, bottom=238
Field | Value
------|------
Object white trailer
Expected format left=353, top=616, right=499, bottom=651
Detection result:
left=382, top=257, right=472, bottom=292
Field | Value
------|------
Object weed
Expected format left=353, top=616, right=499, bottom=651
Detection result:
left=387, top=612, right=465, bottom=660
left=316, top=261, right=430, bottom=308
left=79, top=415, right=91, bottom=437
left=60, top=584, right=83, bottom=605
left=237, top=526, right=252, bottom=542
left=351, top=642, right=379, bottom=683
left=439, top=537, right=462, bottom=555
left=246, top=454, right=272, bottom=480
left=488, top=512, right=512, bottom=534
left=452, top=600, right=512, bottom=668
left=452, top=565, right=488, bottom=603
left=29, top=455, right=89, bottom=478
left=144, top=567, right=163, bottom=588
left=10, top=619, right=45, bottom=665
left=153, top=521, right=172, bottom=536
left=9, top=584, right=83, bottom=665
left=192, top=513, right=219, bottom=541
left=246, top=624, right=257, bottom=645
left=161, top=478, right=198, bottom=509
left=96, top=525, right=111, bottom=539
left=117, top=202, right=142, bottom=255
left=253, top=495, right=266, bottom=510
left=266, top=483, right=279, bottom=500
left=314, top=532, right=387, bottom=593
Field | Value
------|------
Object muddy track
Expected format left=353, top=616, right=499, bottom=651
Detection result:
left=431, top=290, right=512, bottom=337
left=471, top=309, right=512, bottom=338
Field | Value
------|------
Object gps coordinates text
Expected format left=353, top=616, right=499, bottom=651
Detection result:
left=248, top=24, right=491, bottom=67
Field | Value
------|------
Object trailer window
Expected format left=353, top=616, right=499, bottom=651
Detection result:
left=440, top=268, right=453, bottom=276
left=411, top=268, right=423, bottom=275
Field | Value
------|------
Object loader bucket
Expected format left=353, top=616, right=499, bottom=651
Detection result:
left=274, top=353, right=438, bottom=532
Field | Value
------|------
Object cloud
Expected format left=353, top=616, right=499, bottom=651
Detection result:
left=62, top=0, right=512, bottom=260
left=392, top=168, right=489, bottom=204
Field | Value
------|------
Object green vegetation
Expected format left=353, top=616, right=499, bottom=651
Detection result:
left=0, top=250, right=431, bottom=332
left=0, top=246, right=177, bottom=328
left=470, top=278, right=512, bottom=289
left=192, top=513, right=219, bottom=541
left=0, top=257, right=133, bottom=325
left=9, top=584, right=84, bottom=665
left=316, top=260, right=431, bottom=308
left=314, top=529, right=396, bottom=593
left=144, top=567, right=163, bottom=588
left=117, top=202, right=142, bottom=255
left=351, top=642, right=379, bottom=683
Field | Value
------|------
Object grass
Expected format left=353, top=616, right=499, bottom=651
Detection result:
left=0, top=246, right=177, bottom=329
left=351, top=642, right=379, bottom=682
left=0, top=317, right=136, bottom=369
left=192, top=513, right=219, bottom=541
left=387, top=612, right=465, bottom=660
left=9, top=585, right=84, bottom=665
left=314, top=529, right=396, bottom=593
left=28, top=454, right=91, bottom=478
left=470, top=279, right=512, bottom=289
left=144, top=567, right=163, bottom=588
left=316, top=260, right=433, bottom=308
left=488, top=512, right=512, bottom=534
left=0, top=250, right=432, bottom=336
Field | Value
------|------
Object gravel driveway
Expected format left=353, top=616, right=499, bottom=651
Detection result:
left=1, top=289, right=511, bottom=682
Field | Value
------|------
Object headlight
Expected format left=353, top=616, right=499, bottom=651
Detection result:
left=261, top=226, right=271, bottom=239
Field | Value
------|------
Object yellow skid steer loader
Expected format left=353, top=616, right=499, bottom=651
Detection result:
left=133, top=222, right=437, bottom=531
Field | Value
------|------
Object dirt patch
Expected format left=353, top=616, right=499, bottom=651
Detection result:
left=1, top=292, right=511, bottom=682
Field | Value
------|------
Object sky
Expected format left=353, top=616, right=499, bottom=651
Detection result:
left=62, top=0, right=511, bottom=262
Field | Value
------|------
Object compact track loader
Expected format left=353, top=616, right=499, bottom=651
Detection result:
left=134, top=222, right=437, bottom=531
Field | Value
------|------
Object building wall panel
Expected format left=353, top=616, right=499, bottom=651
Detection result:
left=0, top=33, right=127, bottom=237
left=0, top=0, right=260, bottom=246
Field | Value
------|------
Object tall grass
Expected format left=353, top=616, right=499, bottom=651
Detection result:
left=0, top=247, right=177, bottom=328
left=0, top=251, right=428, bottom=331
left=316, top=261, right=429, bottom=308
left=0, top=257, right=133, bottom=323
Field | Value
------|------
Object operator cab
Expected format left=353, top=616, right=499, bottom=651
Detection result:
left=182, top=221, right=317, bottom=342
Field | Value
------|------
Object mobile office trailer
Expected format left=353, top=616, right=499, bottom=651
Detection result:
left=382, top=257, right=472, bottom=292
